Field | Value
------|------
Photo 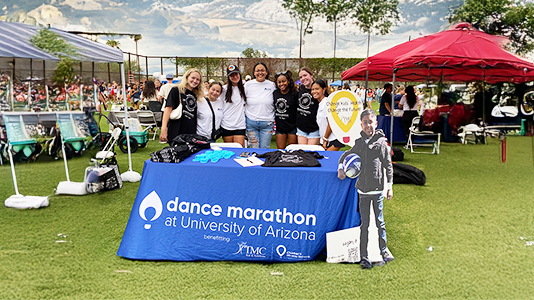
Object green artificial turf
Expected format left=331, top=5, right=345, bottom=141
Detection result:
left=1, top=133, right=534, bottom=299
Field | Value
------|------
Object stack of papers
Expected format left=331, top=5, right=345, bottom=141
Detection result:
left=234, top=156, right=264, bottom=167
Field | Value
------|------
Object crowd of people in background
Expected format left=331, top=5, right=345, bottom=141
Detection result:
left=93, top=64, right=429, bottom=151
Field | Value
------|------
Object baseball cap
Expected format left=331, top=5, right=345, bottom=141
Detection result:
left=227, top=65, right=240, bottom=76
left=166, top=73, right=174, bottom=79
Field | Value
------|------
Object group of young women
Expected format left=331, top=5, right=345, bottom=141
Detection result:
left=158, top=63, right=344, bottom=151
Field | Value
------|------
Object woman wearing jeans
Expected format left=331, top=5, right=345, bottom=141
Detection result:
left=244, top=62, right=276, bottom=148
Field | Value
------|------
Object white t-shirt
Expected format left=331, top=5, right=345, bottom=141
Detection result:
left=197, top=97, right=224, bottom=140
left=316, top=99, right=337, bottom=143
left=399, top=95, right=419, bottom=111
left=158, top=83, right=176, bottom=111
left=220, top=85, right=246, bottom=130
left=244, top=79, right=276, bottom=121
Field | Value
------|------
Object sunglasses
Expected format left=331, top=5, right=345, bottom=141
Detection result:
left=276, top=71, right=289, bottom=76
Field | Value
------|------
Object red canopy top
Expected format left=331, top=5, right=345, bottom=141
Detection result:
left=342, top=23, right=534, bottom=84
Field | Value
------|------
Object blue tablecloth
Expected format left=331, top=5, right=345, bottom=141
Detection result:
left=117, top=148, right=360, bottom=262
left=377, top=115, right=406, bottom=143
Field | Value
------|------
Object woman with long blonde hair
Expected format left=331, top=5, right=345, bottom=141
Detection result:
left=160, top=68, right=204, bottom=143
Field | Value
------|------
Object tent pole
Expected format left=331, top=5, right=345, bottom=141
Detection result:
left=483, top=69, right=486, bottom=125
left=8, top=145, right=20, bottom=195
left=391, top=69, right=397, bottom=145
left=120, top=62, right=133, bottom=172
left=119, top=62, right=140, bottom=182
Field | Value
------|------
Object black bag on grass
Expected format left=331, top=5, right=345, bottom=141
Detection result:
left=391, top=146, right=404, bottom=161
left=393, top=162, right=426, bottom=185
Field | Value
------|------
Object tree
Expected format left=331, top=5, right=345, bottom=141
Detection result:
left=449, top=0, right=534, bottom=55
left=281, top=0, right=321, bottom=59
left=321, top=0, right=356, bottom=58
left=30, top=29, right=79, bottom=85
left=241, top=47, right=269, bottom=58
left=352, top=0, right=399, bottom=36
left=106, top=39, right=121, bottom=49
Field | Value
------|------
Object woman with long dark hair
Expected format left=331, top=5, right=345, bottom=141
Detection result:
left=244, top=62, right=276, bottom=148
left=143, top=80, right=161, bottom=112
left=273, top=70, right=298, bottom=149
left=399, top=85, right=421, bottom=138
left=220, top=65, right=247, bottom=147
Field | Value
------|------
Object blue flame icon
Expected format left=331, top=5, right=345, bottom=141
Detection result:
left=139, top=191, right=163, bottom=229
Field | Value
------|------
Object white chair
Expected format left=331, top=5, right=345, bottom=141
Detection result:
left=406, top=116, right=441, bottom=154
left=112, top=111, right=126, bottom=126
left=285, top=144, right=325, bottom=151
left=210, top=142, right=243, bottom=149
left=457, top=124, right=485, bottom=144
left=136, top=110, right=158, bottom=140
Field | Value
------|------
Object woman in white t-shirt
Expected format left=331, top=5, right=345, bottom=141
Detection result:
left=244, top=62, right=276, bottom=148
left=314, top=79, right=344, bottom=151
left=219, top=65, right=247, bottom=147
left=197, top=82, right=223, bottom=142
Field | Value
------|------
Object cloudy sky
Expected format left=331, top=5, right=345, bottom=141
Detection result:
left=1, top=0, right=464, bottom=73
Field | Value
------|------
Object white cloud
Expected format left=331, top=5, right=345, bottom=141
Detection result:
left=415, top=17, right=430, bottom=27
left=27, top=4, right=67, bottom=26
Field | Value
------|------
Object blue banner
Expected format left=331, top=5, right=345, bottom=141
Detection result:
left=117, top=149, right=360, bottom=262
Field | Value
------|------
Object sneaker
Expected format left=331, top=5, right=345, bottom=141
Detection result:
left=383, top=248, right=395, bottom=262
left=373, top=261, right=386, bottom=267
left=360, top=257, right=372, bottom=269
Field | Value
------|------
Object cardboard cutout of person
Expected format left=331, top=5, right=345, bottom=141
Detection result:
left=338, top=109, right=394, bottom=269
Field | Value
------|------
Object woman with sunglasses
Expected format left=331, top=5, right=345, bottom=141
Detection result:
left=244, top=62, right=276, bottom=148
left=219, top=65, right=247, bottom=147
left=273, top=70, right=298, bottom=149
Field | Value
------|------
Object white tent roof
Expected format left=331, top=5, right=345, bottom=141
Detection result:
left=0, top=21, right=123, bottom=63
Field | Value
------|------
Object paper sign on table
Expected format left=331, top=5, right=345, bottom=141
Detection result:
left=234, top=156, right=263, bottom=167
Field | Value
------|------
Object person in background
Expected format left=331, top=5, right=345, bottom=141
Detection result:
left=296, top=67, right=320, bottom=145
left=399, top=85, right=421, bottom=139
left=379, top=83, right=393, bottom=116
left=366, top=88, right=374, bottom=109
left=394, top=86, right=405, bottom=110
left=143, top=80, right=161, bottom=112
left=244, top=62, right=276, bottom=148
left=158, top=74, right=176, bottom=113
left=160, top=68, right=204, bottom=143
left=343, top=82, right=351, bottom=90
left=273, top=70, right=298, bottom=149
left=204, top=80, right=210, bottom=96
left=220, top=65, right=247, bottom=147
left=338, top=109, right=394, bottom=269
left=197, top=81, right=223, bottom=142
left=315, top=79, right=344, bottom=151
left=154, top=79, right=161, bottom=92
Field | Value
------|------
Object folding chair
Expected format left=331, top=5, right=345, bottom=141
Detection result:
left=285, top=144, right=325, bottom=151
left=406, top=116, right=441, bottom=154
left=136, top=110, right=158, bottom=140
left=2, top=113, right=49, bottom=208
left=113, top=111, right=126, bottom=126
left=457, top=124, right=485, bottom=144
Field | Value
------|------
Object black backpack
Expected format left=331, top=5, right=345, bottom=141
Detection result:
left=393, top=162, right=426, bottom=185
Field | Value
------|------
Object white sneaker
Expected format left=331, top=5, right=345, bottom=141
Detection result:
left=383, top=248, right=395, bottom=262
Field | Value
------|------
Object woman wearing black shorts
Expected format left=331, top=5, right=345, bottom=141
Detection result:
left=273, top=70, right=298, bottom=149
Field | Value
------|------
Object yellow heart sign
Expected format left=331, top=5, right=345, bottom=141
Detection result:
left=329, top=91, right=359, bottom=133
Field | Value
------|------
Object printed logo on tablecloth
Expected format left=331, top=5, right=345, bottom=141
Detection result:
left=139, top=191, right=163, bottom=229
left=233, top=242, right=267, bottom=258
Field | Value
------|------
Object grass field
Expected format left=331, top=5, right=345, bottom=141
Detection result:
left=1, top=132, right=534, bottom=299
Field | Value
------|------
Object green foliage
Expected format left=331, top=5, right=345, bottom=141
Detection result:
left=449, top=0, right=534, bottom=55
left=352, top=0, right=400, bottom=35
left=281, top=0, right=319, bottom=36
left=130, top=34, right=142, bottom=42
left=106, top=39, right=121, bottom=49
left=321, top=0, right=355, bottom=23
left=303, top=57, right=365, bottom=80
left=29, top=29, right=79, bottom=85
left=242, top=47, right=269, bottom=58
left=170, top=57, right=228, bottom=78
left=98, top=60, right=144, bottom=77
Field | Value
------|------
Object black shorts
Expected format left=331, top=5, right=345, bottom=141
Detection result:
left=276, top=127, right=297, bottom=135
left=221, top=128, right=246, bottom=137
left=327, top=139, right=345, bottom=149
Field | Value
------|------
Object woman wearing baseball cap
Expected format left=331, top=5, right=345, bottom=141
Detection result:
left=219, top=65, right=247, bottom=147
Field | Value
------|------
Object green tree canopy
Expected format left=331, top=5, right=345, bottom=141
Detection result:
left=352, top=0, right=400, bottom=35
left=242, top=47, right=269, bottom=58
left=449, top=0, right=534, bottom=55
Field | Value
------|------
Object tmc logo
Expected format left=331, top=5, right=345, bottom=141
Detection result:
left=139, top=191, right=163, bottom=229
left=233, top=242, right=267, bottom=258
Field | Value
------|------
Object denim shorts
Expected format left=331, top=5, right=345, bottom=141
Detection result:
left=296, top=128, right=320, bottom=139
